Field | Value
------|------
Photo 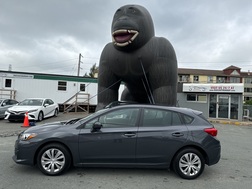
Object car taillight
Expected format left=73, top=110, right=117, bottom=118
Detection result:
left=204, top=128, right=218, bottom=137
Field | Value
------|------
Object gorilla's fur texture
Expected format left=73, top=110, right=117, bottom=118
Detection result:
left=96, top=5, right=177, bottom=110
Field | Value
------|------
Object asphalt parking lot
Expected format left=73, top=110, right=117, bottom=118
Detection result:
left=0, top=112, right=87, bottom=137
left=0, top=113, right=252, bottom=189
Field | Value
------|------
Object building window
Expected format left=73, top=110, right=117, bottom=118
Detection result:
left=193, top=76, right=199, bottom=83
left=187, top=94, right=207, bottom=102
left=244, top=78, right=252, bottom=84
left=245, top=96, right=252, bottom=101
left=207, top=76, right=213, bottom=83
left=58, top=81, right=67, bottom=91
left=230, top=77, right=240, bottom=83
left=5, top=79, right=12, bottom=88
left=244, top=88, right=252, bottom=92
left=178, top=75, right=189, bottom=82
left=80, top=84, right=85, bottom=91
left=217, top=77, right=225, bottom=83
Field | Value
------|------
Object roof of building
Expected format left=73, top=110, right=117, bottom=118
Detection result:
left=178, top=65, right=252, bottom=78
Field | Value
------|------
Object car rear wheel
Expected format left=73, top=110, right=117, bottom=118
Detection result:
left=37, top=143, right=71, bottom=176
left=37, top=111, right=43, bottom=122
left=173, top=148, right=205, bottom=179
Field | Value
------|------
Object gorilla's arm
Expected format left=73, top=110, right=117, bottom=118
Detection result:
left=96, top=46, right=121, bottom=111
left=148, top=37, right=178, bottom=106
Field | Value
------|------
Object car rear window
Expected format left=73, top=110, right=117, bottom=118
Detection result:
left=181, top=114, right=194, bottom=124
left=198, top=113, right=209, bottom=122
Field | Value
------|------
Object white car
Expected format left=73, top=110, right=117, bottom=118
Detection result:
left=5, top=98, right=59, bottom=122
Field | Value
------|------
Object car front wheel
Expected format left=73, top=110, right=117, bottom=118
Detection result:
left=37, top=143, right=71, bottom=176
left=54, top=109, right=58, bottom=117
left=37, top=111, right=43, bottom=121
left=173, top=148, right=205, bottom=179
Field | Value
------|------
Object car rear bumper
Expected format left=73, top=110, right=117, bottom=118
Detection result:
left=205, top=140, right=221, bottom=166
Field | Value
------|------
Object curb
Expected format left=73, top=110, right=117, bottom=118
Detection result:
left=208, top=119, right=252, bottom=126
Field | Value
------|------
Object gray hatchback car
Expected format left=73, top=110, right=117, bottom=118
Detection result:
left=13, top=104, right=221, bottom=179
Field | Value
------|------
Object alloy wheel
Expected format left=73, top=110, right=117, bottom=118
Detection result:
left=41, top=148, right=65, bottom=174
left=179, top=152, right=201, bottom=176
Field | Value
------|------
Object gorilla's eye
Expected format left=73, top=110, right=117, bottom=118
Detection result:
left=116, top=8, right=121, bottom=13
left=128, top=7, right=137, bottom=14
left=114, top=8, right=122, bottom=16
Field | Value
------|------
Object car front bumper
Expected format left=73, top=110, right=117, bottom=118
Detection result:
left=13, top=138, right=38, bottom=166
left=5, top=112, right=38, bottom=121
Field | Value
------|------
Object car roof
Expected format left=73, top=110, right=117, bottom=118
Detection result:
left=106, top=103, right=202, bottom=115
left=23, top=98, right=49, bottom=100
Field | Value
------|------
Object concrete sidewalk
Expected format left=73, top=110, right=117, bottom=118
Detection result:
left=208, top=118, right=252, bottom=126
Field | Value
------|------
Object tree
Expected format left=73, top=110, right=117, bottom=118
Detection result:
left=84, top=63, right=98, bottom=78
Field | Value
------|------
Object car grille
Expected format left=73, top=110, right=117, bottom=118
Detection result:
left=9, top=114, right=25, bottom=120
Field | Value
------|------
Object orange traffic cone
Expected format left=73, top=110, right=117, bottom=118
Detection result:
left=22, top=112, right=30, bottom=127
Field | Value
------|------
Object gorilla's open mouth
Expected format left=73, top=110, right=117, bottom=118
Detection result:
left=112, top=29, right=139, bottom=47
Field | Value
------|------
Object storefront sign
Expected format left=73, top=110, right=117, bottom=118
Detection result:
left=183, top=83, right=244, bottom=93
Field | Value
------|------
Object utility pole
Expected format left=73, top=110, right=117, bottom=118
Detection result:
left=77, top=53, right=83, bottom=76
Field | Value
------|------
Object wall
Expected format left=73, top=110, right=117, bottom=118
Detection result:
left=177, top=93, right=209, bottom=118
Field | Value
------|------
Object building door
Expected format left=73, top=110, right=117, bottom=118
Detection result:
left=217, top=94, right=230, bottom=119
left=210, top=94, right=239, bottom=120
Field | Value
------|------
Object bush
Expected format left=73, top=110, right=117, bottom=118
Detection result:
left=244, top=100, right=252, bottom=105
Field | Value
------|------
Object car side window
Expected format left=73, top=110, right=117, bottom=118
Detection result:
left=85, top=118, right=98, bottom=129
left=3, top=99, right=9, bottom=105
left=10, top=100, right=17, bottom=105
left=142, top=108, right=182, bottom=126
left=47, top=99, right=54, bottom=105
left=98, top=108, right=139, bottom=128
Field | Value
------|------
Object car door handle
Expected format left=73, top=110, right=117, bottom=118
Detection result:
left=124, top=133, right=136, bottom=137
left=172, top=132, right=184, bottom=137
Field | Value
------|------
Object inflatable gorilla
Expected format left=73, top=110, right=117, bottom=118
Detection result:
left=96, top=4, right=177, bottom=110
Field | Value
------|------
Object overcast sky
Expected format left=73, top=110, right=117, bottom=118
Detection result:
left=1, top=0, right=252, bottom=76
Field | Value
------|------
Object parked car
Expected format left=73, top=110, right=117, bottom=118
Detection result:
left=13, top=104, right=220, bottom=179
left=0, top=99, right=18, bottom=119
left=5, top=98, right=59, bottom=122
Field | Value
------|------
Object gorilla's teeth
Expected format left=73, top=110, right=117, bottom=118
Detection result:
left=116, top=42, right=129, bottom=46
left=112, top=29, right=139, bottom=46
left=131, top=32, right=138, bottom=41
left=113, top=29, right=127, bottom=35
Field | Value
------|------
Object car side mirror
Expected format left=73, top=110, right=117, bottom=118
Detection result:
left=2, top=103, right=6, bottom=106
left=44, top=103, right=49, bottom=107
left=91, top=122, right=102, bottom=132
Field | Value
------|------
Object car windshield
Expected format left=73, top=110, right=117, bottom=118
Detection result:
left=19, top=99, right=43, bottom=106
left=78, top=108, right=108, bottom=123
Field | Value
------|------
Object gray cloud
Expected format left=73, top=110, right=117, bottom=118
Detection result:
left=1, top=0, right=252, bottom=75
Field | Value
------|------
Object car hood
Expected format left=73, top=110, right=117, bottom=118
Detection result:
left=24, top=121, right=64, bottom=133
left=9, top=105, right=41, bottom=111
left=23, top=118, right=82, bottom=133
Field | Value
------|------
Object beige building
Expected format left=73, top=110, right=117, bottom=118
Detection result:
left=177, top=65, right=251, bottom=121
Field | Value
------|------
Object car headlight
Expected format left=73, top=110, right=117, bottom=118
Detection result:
left=28, top=109, right=38, bottom=113
left=20, top=133, right=37, bottom=141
